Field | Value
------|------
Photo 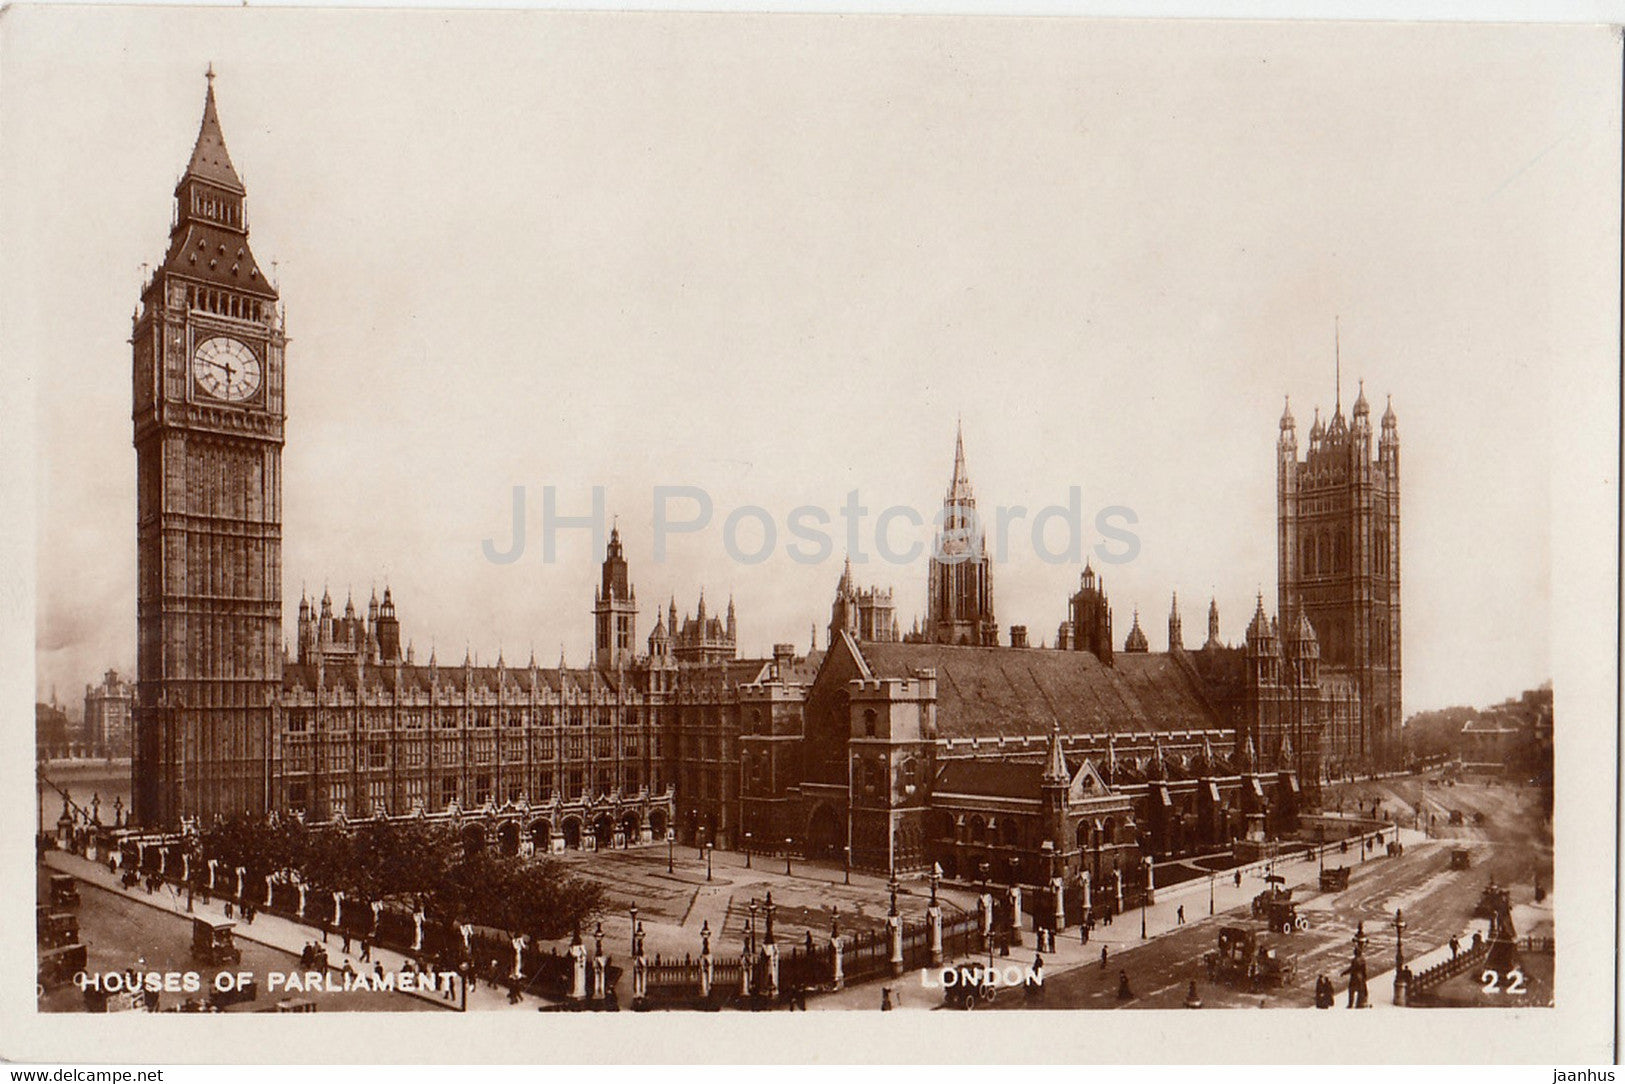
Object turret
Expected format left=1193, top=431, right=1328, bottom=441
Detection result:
left=1205, top=597, right=1221, bottom=650
left=1123, top=610, right=1149, bottom=653
left=1167, top=592, right=1183, bottom=651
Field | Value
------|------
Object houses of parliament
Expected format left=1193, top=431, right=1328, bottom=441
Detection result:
left=130, top=76, right=1401, bottom=884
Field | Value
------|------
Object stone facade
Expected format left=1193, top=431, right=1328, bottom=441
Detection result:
left=84, top=670, right=134, bottom=758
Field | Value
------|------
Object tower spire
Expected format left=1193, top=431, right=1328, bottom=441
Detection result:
left=1334, top=316, right=1342, bottom=416
left=185, top=66, right=245, bottom=194
left=947, top=416, right=972, bottom=503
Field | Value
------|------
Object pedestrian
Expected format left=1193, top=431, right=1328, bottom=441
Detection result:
left=1449, top=935, right=1460, bottom=959
left=880, top=987, right=893, bottom=1011
left=1117, top=969, right=1133, bottom=1000
left=1100, top=946, right=1108, bottom=971
left=342, top=931, right=352, bottom=955
left=1234, top=870, right=1242, bottom=889
left=1177, top=905, right=1185, bottom=925
left=361, top=938, right=372, bottom=962
left=374, top=962, right=385, bottom=981
left=224, top=899, right=233, bottom=918
left=1081, top=920, right=1089, bottom=945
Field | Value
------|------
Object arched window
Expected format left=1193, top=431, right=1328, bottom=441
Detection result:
left=863, top=709, right=878, bottom=738
left=1336, top=529, right=1348, bottom=572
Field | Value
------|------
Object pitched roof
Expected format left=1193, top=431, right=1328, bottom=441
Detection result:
left=853, top=641, right=1224, bottom=738
left=160, top=221, right=279, bottom=299
left=934, top=759, right=1044, bottom=799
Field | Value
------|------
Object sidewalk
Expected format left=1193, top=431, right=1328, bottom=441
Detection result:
left=42, top=849, right=534, bottom=1012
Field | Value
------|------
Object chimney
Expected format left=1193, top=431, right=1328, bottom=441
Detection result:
left=1010, top=626, right=1029, bottom=649
left=772, top=642, right=796, bottom=679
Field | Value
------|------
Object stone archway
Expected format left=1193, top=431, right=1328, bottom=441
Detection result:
left=619, top=810, right=642, bottom=846
left=593, top=814, right=614, bottom=849
left=806, top=804, right=843, bottom=858
left=561, top=816, right=583, bottom=850
left=460, top=822, right=487, bottom=855
left=530, top=818, right=553, bottom=853
left=648, top=809, right=668, bottom=840
left=497, top=820, right=520, bottom=857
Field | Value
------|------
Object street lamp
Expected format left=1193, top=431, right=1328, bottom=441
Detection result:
left=744, top=831, right=752, bottom=869
left=843, top=845, right=851, bottom=885
left=705, top=842, right=714, bottom=882
left=1209, top=871, right=1215, bottom=916
left=667, top=831, right=674, bottom=874
left=764, top=891, right=776, bottom=944
left=594, top=921, right=604, bottom=958
left=784, top=837, right=794, bottom=876
left=929, top=863, right=940, bottom=907
left=1141, top=855, right=1151, bottom=940
left=887, top=873, right=900, bottom=917
left=629, top=905, right=639, bottom=954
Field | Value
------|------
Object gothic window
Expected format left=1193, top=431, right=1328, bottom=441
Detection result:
left=900, top=756, right=918, bottom=794
left=1336, top=529, right=1348, bottom=572
left=864, top=709, right=878, bottom=738
left=1317, top=531, right=1330, bottom=575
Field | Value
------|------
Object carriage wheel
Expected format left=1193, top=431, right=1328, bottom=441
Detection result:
left=1295, top=916, right=1310, bottom=932
left=1281, top=921, right=1293, bottom=935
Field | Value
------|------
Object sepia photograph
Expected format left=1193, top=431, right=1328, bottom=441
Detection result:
left=2, top=3, right=1619, bottom=1067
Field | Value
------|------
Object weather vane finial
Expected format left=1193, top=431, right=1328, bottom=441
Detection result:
left=205, top=62, right=216, bottom=86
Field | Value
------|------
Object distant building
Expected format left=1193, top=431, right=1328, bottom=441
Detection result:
left=83, top=670, right=133, bottom=757
left=36, top=701, right=72, bottom=760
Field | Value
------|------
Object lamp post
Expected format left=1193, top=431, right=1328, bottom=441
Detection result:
left=1140, top=855, right=1151, bottom=940
left=667, top=831, right=674, bottom=874
left=784, top=837, right=794, bottom=876
left=1209, top=871, right=1215, bottom=916
left=629, top=905, right=639, bottom=954
left=843, top=845, right=851, bottom=885
left=705, top=842, right=714, bottom=882
left=744, top=831, right=752, bottom=869
left=749, top=897, right=759, bottom=952
left=929, top=864, right=940, bottom=907
left=887, top=872, right=900, bottom=917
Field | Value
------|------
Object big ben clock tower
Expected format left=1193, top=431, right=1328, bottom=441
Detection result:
left=132, top=69, right=285, bottom=827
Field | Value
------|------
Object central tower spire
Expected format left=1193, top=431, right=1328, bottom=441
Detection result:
left=925, top=421, right=996, bottom=646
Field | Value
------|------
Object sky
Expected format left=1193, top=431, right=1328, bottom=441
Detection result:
left=9, top=10, right=1618, bottom=716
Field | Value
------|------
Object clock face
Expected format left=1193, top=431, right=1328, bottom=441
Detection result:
left=192, top=336, right=262, bottom=403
